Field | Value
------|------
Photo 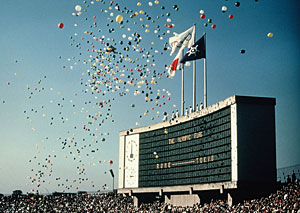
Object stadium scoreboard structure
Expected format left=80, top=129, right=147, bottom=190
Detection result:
left=118, top=95, right=276, bottom=206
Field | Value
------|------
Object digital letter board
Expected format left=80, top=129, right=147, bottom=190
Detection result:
left=138, top=107, right=232, bottom=187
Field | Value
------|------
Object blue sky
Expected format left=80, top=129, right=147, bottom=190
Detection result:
left=0, top=0, right=299, bottom=194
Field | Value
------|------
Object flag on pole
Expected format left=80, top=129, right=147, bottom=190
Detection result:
left=167, top=25, right=195, bottom=78
left=180, top=34, right=206, bottom=64
left=169, top=25, right=195, bottom=56
left=168, top=47, right=184, bottom=78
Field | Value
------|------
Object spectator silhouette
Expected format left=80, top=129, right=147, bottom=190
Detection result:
left=292, top=171, right=296, bottom=182
left=287, top=175, right=291, bottom=183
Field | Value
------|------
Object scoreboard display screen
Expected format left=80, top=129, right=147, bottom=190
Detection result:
left=138, top=107, right=232, bottom=187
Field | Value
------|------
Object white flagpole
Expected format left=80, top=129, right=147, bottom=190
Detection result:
left=192, top=24, right=196, bottom=112
left=181, top=63, right=185, bottom=116
left=204, top=33, right=207, bottom=108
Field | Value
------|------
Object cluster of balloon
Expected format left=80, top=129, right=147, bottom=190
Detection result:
left=22, top=73, right=120, bottom=191
left=199, top=10, right=217, bottom=29
left=28, top=0, right=188, bottom=192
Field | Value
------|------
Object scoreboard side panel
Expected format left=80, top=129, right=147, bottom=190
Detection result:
left=118, top=135, right=125, bottom=189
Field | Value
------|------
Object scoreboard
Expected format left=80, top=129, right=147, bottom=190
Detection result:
left=139, top=106, right=231, bottom=187
left=118, top=95, right=276, bottom=193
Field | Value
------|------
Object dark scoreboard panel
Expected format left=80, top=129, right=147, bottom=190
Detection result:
left=139, top=107, right=232, bottom=187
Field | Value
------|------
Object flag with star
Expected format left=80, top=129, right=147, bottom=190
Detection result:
left=180, top=34, right=206, bottom=64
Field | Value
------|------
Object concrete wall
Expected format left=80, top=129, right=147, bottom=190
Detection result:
left=165, top=194, right=200, bottom=207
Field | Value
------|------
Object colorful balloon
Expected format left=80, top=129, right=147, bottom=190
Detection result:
left=267, top=32, right=273, bottom=37
left=58, top=23, right=64, bottom=29
left=116, top=15, right=123, bottom=23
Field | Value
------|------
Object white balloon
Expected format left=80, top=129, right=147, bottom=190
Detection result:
left=222, top=6, right=227, bottom=12
left=200, top=10, right=204, bottom=14
left=75, top=5, right=82, bottom=12
left=148, top=2, right=153, bottom=6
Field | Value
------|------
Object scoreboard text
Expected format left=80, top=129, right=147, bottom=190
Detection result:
left=138, top=107, right=232, bottom=187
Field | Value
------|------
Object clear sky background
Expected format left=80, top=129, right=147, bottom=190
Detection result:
left=0, top=0, right=299, bottom=194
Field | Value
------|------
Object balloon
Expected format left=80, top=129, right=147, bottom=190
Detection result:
left=148, top=2, right=153, bottom=6
left=240, top=49, right=246, bottom=54
left=200, top=10, right=204, bottom=14
left=228, top=14, right=234, bottom=19
left=235, top=2, right=240, bottom=7
left=137, top=2, right=141, bottom=6
left=208, top=19, right=212, bottom=23
left=109, top=160, right=113, bottom=165
left=200, top=14, right=206, bottom=19
left=211, top=24, right=216, bottom=29
left=75, top=5, right=82, bottom=12
left=154, top=0, right=159, bottom=4
left=58, top=23, right=64, bottom=29
left=116, top=15, right=123, bottom=23
left=222, top=6, right=227, bottom=12
left=267, top=32, right=273, bottom=37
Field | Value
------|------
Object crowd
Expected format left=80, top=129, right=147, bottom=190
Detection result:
left=0, top=181, right=299, bottom=212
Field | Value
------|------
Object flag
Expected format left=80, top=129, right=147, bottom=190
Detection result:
left=169, top=25, right=195, bottom=56
left=168, top=47, right=184, bottom=78
left=180, top=34, right=206, bottom=64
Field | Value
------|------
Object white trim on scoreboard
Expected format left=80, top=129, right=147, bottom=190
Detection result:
left=124, top=134, right=139, bottom=188
left=231, top=104, right=238, bottom=182
left=118, top=135, right=125, bottom=189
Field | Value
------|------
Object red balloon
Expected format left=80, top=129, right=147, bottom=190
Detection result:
left=211, top=24, right=216, bottom=29
left=58, top=22, right=64, bottom=29
left=200, top=14, right=206, bottom=19
left=228, top=14, right=234, bottom=19
left=109, top=160, right=113, bottom=164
